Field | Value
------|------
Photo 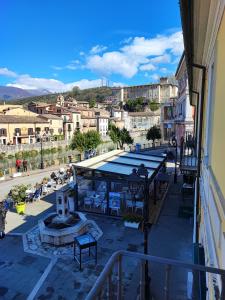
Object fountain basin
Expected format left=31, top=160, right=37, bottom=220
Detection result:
left=39, top=211, right=88, bottom=246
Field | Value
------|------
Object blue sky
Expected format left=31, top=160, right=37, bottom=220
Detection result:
left=0, top=0, right=183, bottom=92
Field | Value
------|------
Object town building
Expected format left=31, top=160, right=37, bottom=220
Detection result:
left=128, top=111, right=160, bottom=133
left=160, top=97, right=176, bottom=141
left=27, top=102, right=55, bottom=114
left=79, top=108, right=109, bottom=137
left=180, top=0, right=225, bottom=298
left=0, top=115, right=49, bottom=145
left=38, top=114, right=64, bottom=137
left=175, top=53, right=195, bottom=143
left=0, top=104, right=23, bottom=114
left=2, top=107, right=39, bottom=117
left=121, top=77, right=178, bottom=103
left=110, top=107, right=159, bottom=134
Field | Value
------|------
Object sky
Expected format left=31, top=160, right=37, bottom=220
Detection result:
left=0, top=0, right=183, bottom=92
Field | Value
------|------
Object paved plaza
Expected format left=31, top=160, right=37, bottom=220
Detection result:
left=0, top=171, right=193, bottom=300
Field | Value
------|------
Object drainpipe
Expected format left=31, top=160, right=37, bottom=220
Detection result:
left=192, top=91, right=199, bottom=147
left=192, top=64, right=206, bottom=244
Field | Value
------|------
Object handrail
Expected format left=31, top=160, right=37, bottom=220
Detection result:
left=86, top=250, right=225, bottom=300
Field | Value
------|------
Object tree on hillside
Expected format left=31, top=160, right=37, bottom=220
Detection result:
left=108, top=124, right=133, bottom=149
left=146, top=125, right=161, bottom=146
left=149, top=100, right=160, bottom=112
left=89, top=99, right=96, bottom=108
left=124, top=97, right=145, bottom=112
left=70, top=86, right=80, bottom=98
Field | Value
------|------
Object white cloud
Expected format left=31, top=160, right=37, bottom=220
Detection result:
left=139, top=63, right=156, bottom=71
left=121, top=37, right=133, bottom=44
left=6, top=74, right=124, bottom=92
left=0, top=67, right=17, bottom=78
left=85, top=30, right=183, bottom=78
left=86, top=51, right=139, bottom=78
left=150, top=74, right=160, bottom=81
left=90, top=45, right=108, bottom=54
left=150, top=53, right=171, bottom=64
left=79, top=51, right=85, bottom=56
left=51, top=66, right=64, bottom=71
left=160, top=67, right=168, bottom=74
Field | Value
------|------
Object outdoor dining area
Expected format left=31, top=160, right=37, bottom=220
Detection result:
left=73, top=150, right=168, bottom=219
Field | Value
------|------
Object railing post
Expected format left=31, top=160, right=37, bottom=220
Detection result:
left=164, top=264, right=171, bottom=300
left=98, top=290, right=103, bottom=300
left=107, top=272, right=113, bottom=300
left=117, top=255, right=122, bottom=300
left=221, top=274, right=225, bottom=300
left=140, top=260, right=146, bottom=300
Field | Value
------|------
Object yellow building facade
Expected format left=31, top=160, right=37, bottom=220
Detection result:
left=180, top=1, right=225, bottom=298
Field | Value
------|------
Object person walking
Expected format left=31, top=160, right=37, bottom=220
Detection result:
left=0, top=201, right=7, bottom=239
left=23, top=159, right=28, bottom=172
left=16, top=159, right=22, bottom=172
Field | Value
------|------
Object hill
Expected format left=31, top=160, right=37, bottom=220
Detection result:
left=0, top=86, right=50, bottom=101
left=2, top=86, right=113, bottom=106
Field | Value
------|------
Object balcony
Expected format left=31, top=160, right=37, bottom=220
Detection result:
left=86, top=250, right=225, bottom=300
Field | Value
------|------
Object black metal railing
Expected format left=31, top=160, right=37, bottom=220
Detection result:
left=86, top=250, right=225, bottom=300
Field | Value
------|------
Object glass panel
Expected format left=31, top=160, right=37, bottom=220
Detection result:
left=77, top=177, right=107, bottom=214
left=106, top=157, right=160, bottom=169
left=93, top=162, right=154, bottom=177
left=120, top=152, right=164, bottom=162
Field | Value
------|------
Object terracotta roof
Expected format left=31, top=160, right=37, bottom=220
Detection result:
left=128, top=112, right=155, bottom=117
left=0, top=115, right=49, bottom=124
left=28, top=102, right=50, bottom=107
left=39, top=114, right=62, bottom=120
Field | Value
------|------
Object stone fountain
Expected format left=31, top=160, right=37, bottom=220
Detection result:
left=38, top=186, right=102, bottom=246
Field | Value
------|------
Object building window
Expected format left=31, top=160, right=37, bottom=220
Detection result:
left=15, top=128, right=21, bottom=135
left=28, top=128, right=33, bottom=135
left=0, top=128, right=7, bottom=136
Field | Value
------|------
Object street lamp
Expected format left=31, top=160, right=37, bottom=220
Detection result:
left=36, top=132, right=45, bottom=169
left=172, top=136, right=178, bottom=183
left=128, top=164, right=150, bottom=298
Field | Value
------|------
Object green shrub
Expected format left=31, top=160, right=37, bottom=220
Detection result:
left=7, top=154, right=14, bottom=159
left=30, top=150, right=38, bottom=157
left=22, top=151, right=30, bottom=159
left=122, top=213, right=144, bottom=223
left=51, top=147, right=57, bottom=154
left=0, top=153, right=6, bottom=160
left=0, top=169, right=4, bottom=177
left=15, top=152, right=23, bottom=159
left=57, top=146, right=63, bottom=152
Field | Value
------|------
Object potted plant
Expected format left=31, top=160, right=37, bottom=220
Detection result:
left=67, top=189, right=75, bottom=212
left=11, top=184, right=30, bottom=214
left=123, top=213, right=144, bottom=229
left=42, top=177, right=49, bottom=184
left=0, top=169, right=5, bottom=181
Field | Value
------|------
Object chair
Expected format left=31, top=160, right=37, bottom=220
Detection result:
left=101, top=200, right=107, bottom=213
left=182, top=175, right=195, bottom=201
left=126, top=200, right=135, bottom=211
left=84, top=197, right=93, bottom=208
left=93, top=195, right=101, bottom=208
left=33, top=188, right=42, bottom=201
left=135, top=201, right=144, bottom=214
left=109, top=199, right=120, bottom=215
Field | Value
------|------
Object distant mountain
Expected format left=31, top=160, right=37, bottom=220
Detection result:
left=0, top=86, right=51, bottom=101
